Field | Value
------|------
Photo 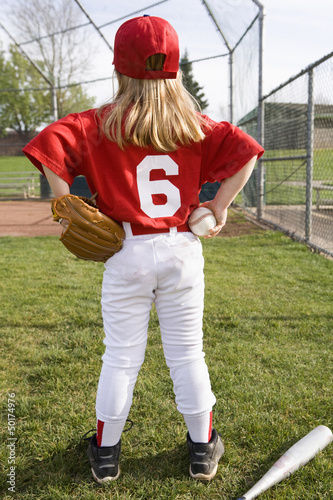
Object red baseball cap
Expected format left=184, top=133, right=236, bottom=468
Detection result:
left=113, top=15, right=179, bottom=80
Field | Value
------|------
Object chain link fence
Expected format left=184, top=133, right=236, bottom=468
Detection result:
left=0, top=0, right=262, bottom=133
left=238, top=51, right=333, bottom=257
left=1, top=0, right=263, bottom=202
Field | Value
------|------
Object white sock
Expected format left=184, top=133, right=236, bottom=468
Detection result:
left=97, top=419, right=127, bottom=447
left=183, top=410, right=213, bottom=443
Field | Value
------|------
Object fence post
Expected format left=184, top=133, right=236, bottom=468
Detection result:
left=52, top=87, right=58, bottom=122
left=229, top=51, right=233, bottom=124
left=256, top=3, right=264, bottom=219
left=305, top=68, right=314, bottom=241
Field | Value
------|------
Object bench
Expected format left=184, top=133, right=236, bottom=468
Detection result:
left=313, top=183, right=333, bottom=209
left=0, top=171, right=38, bottom=199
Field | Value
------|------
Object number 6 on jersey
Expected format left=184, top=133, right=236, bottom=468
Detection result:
left=136, top=156, right=181, bottom=218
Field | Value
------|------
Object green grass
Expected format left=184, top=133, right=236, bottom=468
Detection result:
left=313, top=148, right=333, bottom=180
left=0, top=156, right=34, bottom=173
left=241, top=148, right=333, bottom=205
left=0, top=229, right=332, bottom=499
left=264, top=185, right=333, bottom=206
left=0, top=157, right=40, bottom=198
left=263, top=148, right=333, bottom=181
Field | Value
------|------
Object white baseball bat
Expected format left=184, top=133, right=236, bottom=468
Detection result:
left=237, top=425, right=333, bottom=500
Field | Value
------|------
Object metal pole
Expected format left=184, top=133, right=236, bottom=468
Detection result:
left=229, top=51, right=233, bottom=123
left=257, top=3, right=264, bottom=219
left=201, top=0, right=232, bottom=52
left=73, top=0, right=114, bottom=52
left=305, top=68, right=314, bottom=241
left=51, top=87, right=58, bottom=122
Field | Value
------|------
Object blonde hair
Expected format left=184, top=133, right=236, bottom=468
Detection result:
left=97, top=54, right=207, bottom=153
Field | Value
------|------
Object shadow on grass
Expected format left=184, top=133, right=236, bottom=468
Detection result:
left=14, top=437, right=190, bottom=496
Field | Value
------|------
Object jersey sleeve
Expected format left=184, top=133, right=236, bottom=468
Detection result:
left=201, top=118, right=264, bottom=184
left=22, top=113, right=84, bottom=185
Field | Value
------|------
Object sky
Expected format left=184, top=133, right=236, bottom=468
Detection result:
left=262, top=0, right=333, bottom=94
left=1, top=0, right=332, bottom=123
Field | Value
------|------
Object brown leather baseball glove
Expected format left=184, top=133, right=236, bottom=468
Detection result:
left=51, top=194, right=125, bottom=262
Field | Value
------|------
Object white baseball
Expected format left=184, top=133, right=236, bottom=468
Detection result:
left=188, top=207, right=217, bottom=237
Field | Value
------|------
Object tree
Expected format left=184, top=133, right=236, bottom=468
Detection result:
left=8, top=0, right=89, bottom=83
left=180, top=50, right=209, bottom=111
left=0, top=46, right=95, bottom=135
left=0, top=46, right=51, bottom=135
left=5, top=0, right=96, bottom=121
left=57, top=84, right=95, bottom=118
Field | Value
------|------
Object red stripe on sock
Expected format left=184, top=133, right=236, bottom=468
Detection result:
left=208, top=411, right=213, bottom=442
left=97, top=420, right=104, bottom=447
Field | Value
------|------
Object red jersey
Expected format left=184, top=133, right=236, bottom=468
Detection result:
left=23, top=110, right=264, bottom=231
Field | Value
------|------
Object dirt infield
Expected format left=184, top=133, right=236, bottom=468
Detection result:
left=0, top=200, right=266, bottom=238
left=0, top=200, right=61, bottom=237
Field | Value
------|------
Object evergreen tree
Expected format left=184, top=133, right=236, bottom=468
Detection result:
left=180, top=50, right=208, bottom=111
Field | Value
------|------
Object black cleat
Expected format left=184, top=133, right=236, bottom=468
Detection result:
left=187, top=428, right=225, bottom=480
left=87, top=433, right=121, bottom=484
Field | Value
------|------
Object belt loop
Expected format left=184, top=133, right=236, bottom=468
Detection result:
left=122, top=222, right=133, bottom=238
left=169, top=227, right=177, bottom=235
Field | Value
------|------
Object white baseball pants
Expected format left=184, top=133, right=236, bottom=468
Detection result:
left=95, top=230, right=216, bottom=443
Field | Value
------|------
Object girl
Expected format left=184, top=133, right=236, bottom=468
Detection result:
left=23, top=15, right=264, bottom=484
